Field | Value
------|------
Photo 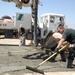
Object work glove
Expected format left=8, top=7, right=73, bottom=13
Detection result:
left=54, top=48, right=60, bottom=53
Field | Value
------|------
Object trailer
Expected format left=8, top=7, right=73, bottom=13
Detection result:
left=0, top=13, right=32, bottom=38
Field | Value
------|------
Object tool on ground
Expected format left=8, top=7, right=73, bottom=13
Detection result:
left=26, top=43, right=70, bottom=74
left=8, top=49, right=41, bottom=56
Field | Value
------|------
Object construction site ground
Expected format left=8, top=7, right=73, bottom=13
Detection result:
left=0, top=38, right=75, bottom=75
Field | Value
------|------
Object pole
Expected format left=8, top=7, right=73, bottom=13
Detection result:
left=34, top=0, right=38, bottom=47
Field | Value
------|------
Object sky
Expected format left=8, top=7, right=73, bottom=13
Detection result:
left=0, top=0, right=75, bottom=28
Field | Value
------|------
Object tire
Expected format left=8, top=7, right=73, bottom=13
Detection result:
left=5, top=30, right=13, bottom=38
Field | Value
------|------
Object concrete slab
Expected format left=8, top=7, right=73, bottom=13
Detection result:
left=45, top=72, right=75, bottom=75
left=0, top=39, right=33, bottom=46
left=0, top=39, right=20, bottom=45
left=2, top=72, right=75, bottom=75
left=0, top=39, right=75, bottom=75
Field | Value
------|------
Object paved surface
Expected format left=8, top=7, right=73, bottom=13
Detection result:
left=0, top=38, right=32, bottom=45
left=0, top=39, right=75, bottom=75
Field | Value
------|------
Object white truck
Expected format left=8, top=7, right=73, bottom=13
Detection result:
left=0, top=13, right=67, bottom=43
left=36, top=13, right=68, bottom=45
left=39, top=13, right=67, bottom=39
left=0, top=13, right=32, bottom=38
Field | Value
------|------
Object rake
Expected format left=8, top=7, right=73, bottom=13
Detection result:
left=26, top=43, right=70, bottom=74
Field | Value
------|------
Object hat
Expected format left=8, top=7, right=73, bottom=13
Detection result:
left=52, top=32, right=62, bottom=39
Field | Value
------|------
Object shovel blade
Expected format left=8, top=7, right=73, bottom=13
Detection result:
left=26, top=66, right=44, bottom=74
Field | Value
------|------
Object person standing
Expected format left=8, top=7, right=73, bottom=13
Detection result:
left=37, top=26, right=41, bottom=45
left=18, top=24, right=26, bottom=46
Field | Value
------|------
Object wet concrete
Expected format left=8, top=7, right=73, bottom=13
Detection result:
left=0, top=39, right=75, bottom=75
left=0, top=66, right=26, bottom=73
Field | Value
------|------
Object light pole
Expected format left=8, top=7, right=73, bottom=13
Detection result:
left=31, top=0, right=38, bottom=47
left=34, top=0, right=38, bottom=47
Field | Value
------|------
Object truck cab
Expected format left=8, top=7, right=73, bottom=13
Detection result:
left=39, top=13, right=67, bottom=39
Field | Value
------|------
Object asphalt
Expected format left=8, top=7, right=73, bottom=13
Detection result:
left=0, top=39, right=75, bottom=75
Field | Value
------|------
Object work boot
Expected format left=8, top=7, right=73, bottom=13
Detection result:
left=60, top=51, right=66, bottom=62
left=67, top=65, right=74, bottom=68
left=49, top=58, right=57, bottom=62
left=49, top=54, right=57, bottom=62
left=67, top=59, right=74, bottom=68
left=59, top=59, right=66, bottom=62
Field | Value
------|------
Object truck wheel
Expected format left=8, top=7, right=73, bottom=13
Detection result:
left=5, top=30, right=13, bottom=38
